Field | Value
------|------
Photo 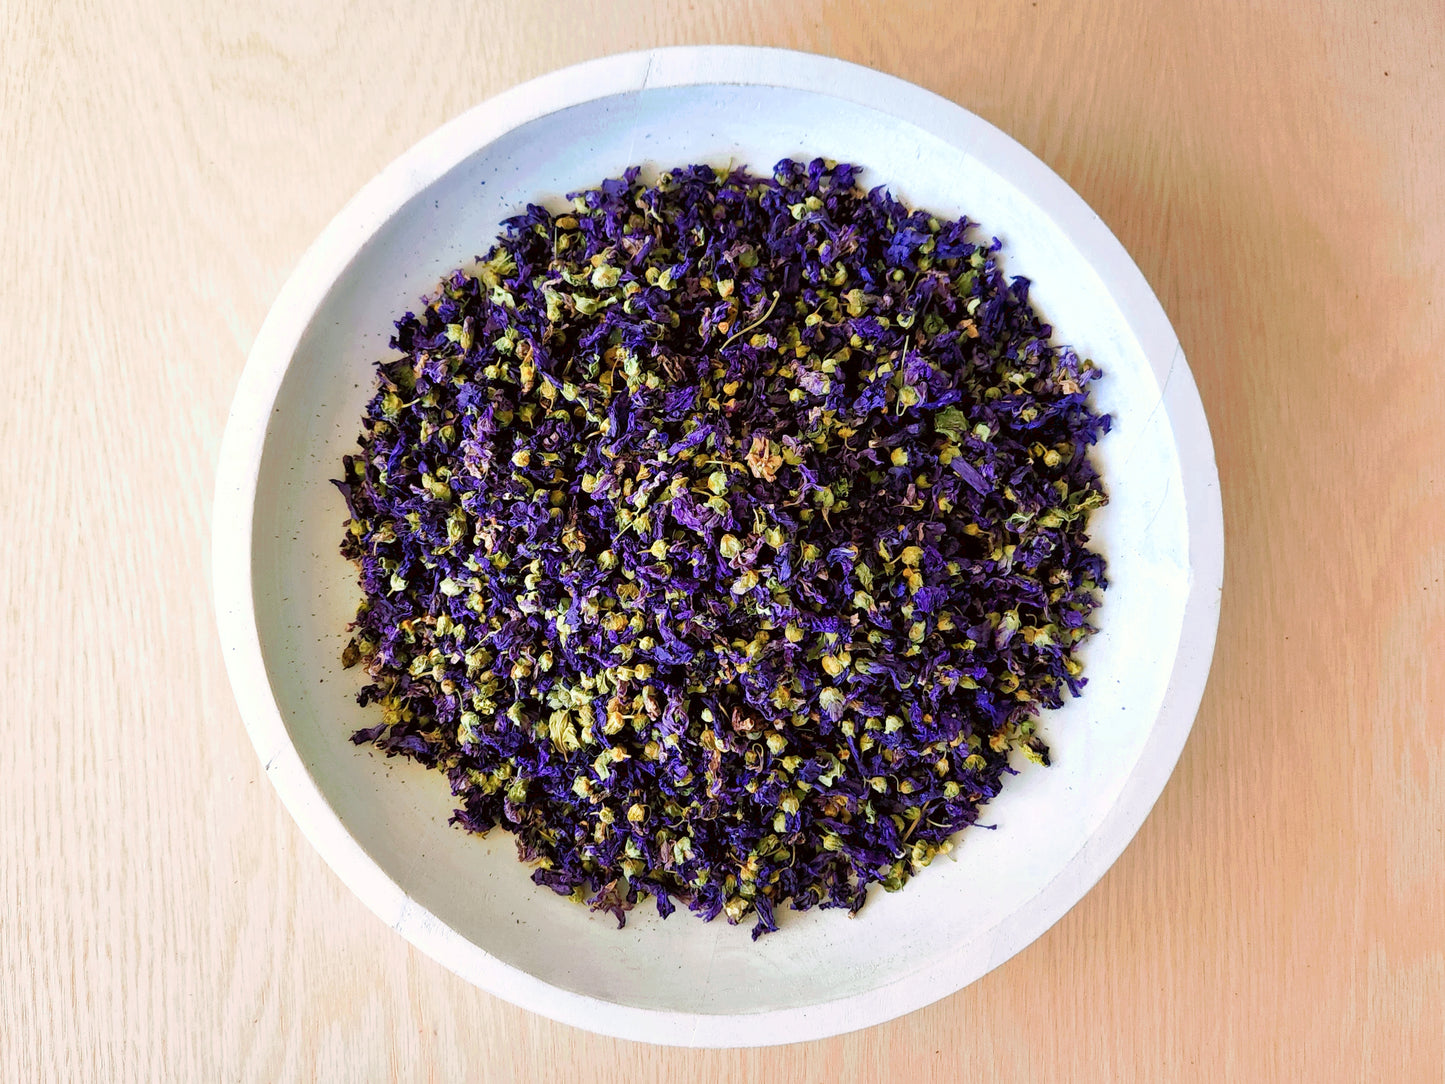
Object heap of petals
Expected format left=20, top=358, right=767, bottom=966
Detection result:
left=335, top=159, right=1110, bottom=937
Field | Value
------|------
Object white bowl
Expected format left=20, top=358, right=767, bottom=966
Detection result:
left=213, top=46, right=1222, bottom=1047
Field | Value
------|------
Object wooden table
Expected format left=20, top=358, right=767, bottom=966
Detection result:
left=4, top=1, right=1441, bottom=1079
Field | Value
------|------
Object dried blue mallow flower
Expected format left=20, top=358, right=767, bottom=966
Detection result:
left=335, top=159, right=1110, bottom=938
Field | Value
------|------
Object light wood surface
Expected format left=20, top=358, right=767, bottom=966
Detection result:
left=4, top=1, right=1442, bottom=1079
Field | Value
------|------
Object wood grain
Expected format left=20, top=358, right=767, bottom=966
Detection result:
left=2, top=0, right=1442, bottom=1079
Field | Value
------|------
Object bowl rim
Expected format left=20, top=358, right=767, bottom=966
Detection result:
left=212, top=44, right=1224, bottom=1048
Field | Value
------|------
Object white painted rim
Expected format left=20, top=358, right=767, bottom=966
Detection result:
left=212, top=46, right=1223, bottom=1047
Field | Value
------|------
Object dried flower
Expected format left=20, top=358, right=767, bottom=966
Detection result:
left=336, top=159, right=1110, bottom=938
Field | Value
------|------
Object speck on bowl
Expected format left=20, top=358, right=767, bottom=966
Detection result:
left=212, top=46, right=1222, bottom=1047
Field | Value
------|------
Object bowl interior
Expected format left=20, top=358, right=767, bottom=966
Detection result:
left=249, top=82, right=1190, bottom=1017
